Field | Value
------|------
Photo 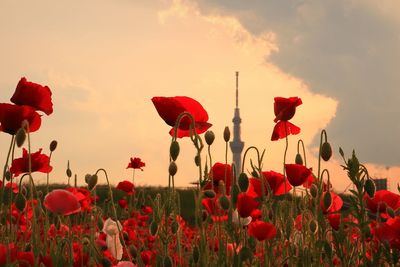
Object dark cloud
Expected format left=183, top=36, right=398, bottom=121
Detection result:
left=197, top=0, right=400, bottom=166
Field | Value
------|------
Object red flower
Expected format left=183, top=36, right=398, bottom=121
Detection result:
left=273, top=97, right=302, bottom=122
left=16, top=251, right=34, bottom=267
left=11, top=77, right=53, bottom=115
left=118, top=199, right=128, bottom=208
left=0, top=103, right=41, bottom=135
left=365, top=190, right=400, bottom=215
left=236, top=192, right=259, bottom=218
left=127, top=157, right=145, bottom=171
left=116, top=180, right=135, bottom=195
left=320, top=191, right=343, bottom=214
left=151, top=96, right=212, bottom=138
left=327, top=214, right=341, bottom=231
left=248, top=221, right=277, bottom=241
left=44, top=189, right=81, bottom=215
left=271, top=97, right=302, bottom=141
left=203, top=163, right=232, bottom=195
left=65, top=187, right=93, bottom=212
left=285, top=164, right=312, bottom=187
left=247, top=171, right=292, bottom=197
left=10, top=148, right=52, bottom=177
left=294, top=214, right=302, bottom=231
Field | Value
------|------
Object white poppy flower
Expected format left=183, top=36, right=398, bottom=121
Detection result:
left=102, top=218, right=123, bottom=260
left=232, top=209, right=252, bottom=226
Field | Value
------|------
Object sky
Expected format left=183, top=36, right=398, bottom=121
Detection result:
left=0, top=0, right=398, bottom=192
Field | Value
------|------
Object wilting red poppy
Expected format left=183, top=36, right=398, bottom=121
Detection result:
left=285, top=164, right=312, bottom=187
left=320, top=191, right=343, bottom=214
left=365, top=190, right=400, bottom=215
left=151, top=96, right=212, bottom=138
left=236, top=192, right=259, bottom=218
left=11, top=77, right=53, bottom=115
left=127, top=157, right=145, bottom=171
left=273, top=97, right=302, bottom=122
left=10, top=148, right=52, bottom=177
left=271, top=121, right=300, bottom=141
left=248, top=171, right=292, bottom=197
left=44, top=189, right=81, bottom=215
left=0, top=103, right=41, bottom=135
left=248, top=221, right=277, bottom=241
left=203, top=163, right=232, bottom=195
left=116, top=180, right=135, bottom=195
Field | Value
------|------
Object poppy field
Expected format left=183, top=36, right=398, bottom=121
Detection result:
left=0, top=77, right=399, bottom=267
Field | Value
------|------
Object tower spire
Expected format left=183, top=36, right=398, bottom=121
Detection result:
left=230, top=71, right=245, bottom=175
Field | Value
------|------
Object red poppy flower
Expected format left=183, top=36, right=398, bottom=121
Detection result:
left=273, top=97, right=302, bottom=122
left=320, top=191, right=343, bottom=214
left=247, top=171, right=292, bottom=197
left=0, top=103, right=41, bottom=135
left=285, top=164, right=312, bottom=187
left=116, top=180, right=135, bottom=195
left=11, top=77, right=53, bottom=115
left=365, top=190, right=400, bottom=215
left=203, top=163, right=232, bottom=195
left=327, top=213, right=341, bottom=231
left=151, top=96, right=212, bottom=138
left=248, top=221, right=277, bottom=241
left=65, top=187, right=93, bottom=212
left=126, top=157, right=145, bottom=171
left=16, top=251, right=34, bottom=267
left=294, top=214, right=302, bottom=231
left=271, top=121, right=300, bottom=141
left=118, top=199, right=128, bottom=209
left=44, top=189, right=81, bottom=215
left=237, top=192, right=259, bottom=218
left=10, top=148, right=52, bottom=177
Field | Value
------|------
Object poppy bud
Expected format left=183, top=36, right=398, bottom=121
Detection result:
left=387, top=207, right=395, bottom=218
left=194, top=155, right=200, bottom=166
left=150, top=221, right=158, bottom=236
left=202, top=210, right=208, bottom=222
left=239, top=246, right=253, bottom=262
left=309, top=220, right=318, bottom=234
left=15, top=193, right=26, bottom=212
left=66, top=169, right=72, bottom=178
left=323, top=192, right=332, bottom=211
left=87, top=174, right=98, bottom=190
left=251, top=170, right=259, bottom=178
left=223, top=126, right=230, bottom=142
left=219, top=195, right=230, bottom=210
left=295, top=153, right=303, bottom=165
left=310, top=184, right=318, bottom=198
left=238, top=173, right=249, bottom=192
left=101, top=258, right=112, bottom=267
left=49, top=140, right=58, bottom=152
left=321, top=142, right=332, bottom=161
left=170, top=141, right=180, bottom=161
left=231, top=184, right=240, bottom=206
left=364, top=179, right=376, bottom=198
left=84, top=174, right=91, bottom=184
left=163, top=256, right=173, bottom=267
left=4, top=171, right=11, bottom=181
left=16, top=127, right=26, bottom=148
left=169, top=161, right=178, bottom=176
left=205, top=130, right=215, bottom=146
left=192, top=246, right=200, bottom=263
left=171, top=221, right=179, bottom=234
left=82, top=237, right=90, bottom=246
left=203, top=190, right=216, bottom=198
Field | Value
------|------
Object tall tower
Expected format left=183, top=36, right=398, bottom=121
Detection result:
left=230, top=71, right=245, bottom=175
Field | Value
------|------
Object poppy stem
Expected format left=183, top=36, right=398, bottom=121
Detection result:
left=297, top=139, right=307, bottom=167
left=283, top=122, right=289, bottom=194
left=0, top=135, right=15, bottom=208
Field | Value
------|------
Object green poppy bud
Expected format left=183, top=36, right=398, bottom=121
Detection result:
left=238, top=173, right=249, bottom=192
left=194, top=155, right=200, bottom=166
left=219, top=195, right=230, bottom=210
left=309, top=220, right=318, bottom=234
left=15, top=193, right=26, bottom=212
left=310, top=184, right=318, bottom=198
left=87, top=174, right=98, bottom=190
left=150, top=221, right=158, bottom=236
left=203, top=190, right=216, bottom=198
left=231, top=184, right=240, bottom=206
left=170, top=141, right=180, bottom=161
left=163, top=256, right=173, bottom=267
left=15, top=128, right=26, bottom=148
left=364, top=179, right=376, bottom=198
left=205, top=130, right=215, bottom=146
left=321, top=142, right=332, bottom=161
left=323, top=192, right=332, bottom=210
left=223, top=126, right=230, bottom=142
left=169, top=161, right=178, bottom=176
left=4, top=171, right=11, bottom=181
left=295, top=153, right=303, bottom=165
left=49, top=140, right=58, bottom=152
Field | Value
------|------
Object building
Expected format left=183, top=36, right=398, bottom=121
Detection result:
left=229, top=71, right=245, bottom=175
left=372, top=178, right=388, bottom=191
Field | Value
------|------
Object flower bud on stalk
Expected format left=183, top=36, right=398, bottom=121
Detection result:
left=15, top=193, right=26, bottom=212
left=4, top=171, right=11, bottom=182
left=87, top=174, right=98, bottom=190
left=321, top=142, right=332, bottom=161
left=163, top=256, right=173, bottom=267
left=223, top=126, right=230, bottom=142
left=205, top=130, right=215, bottom=146
left=169, top=161, right=178, bottom=176
left=203, top=190, right=216, bottom=198
left=15, top=128, right=26, bottom=147
left=238, top=173, right=249, bottom=192
left=323, top=192, right=332, bottom=210
left=49, top=140, right=58, bottom=152
left=170, top=141, right=180, bottom=161
left=310, top=184, right=318, bottom=198
left=295, top=153, right=303, bottom=165
left=364, top=178, right=376, bottom=198
left=219, top=195, right=230, bottom=210
left=309, top=220, right=318, bottom=234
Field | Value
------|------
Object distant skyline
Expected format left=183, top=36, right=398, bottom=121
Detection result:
left=0, top=0, right=398, bottom=192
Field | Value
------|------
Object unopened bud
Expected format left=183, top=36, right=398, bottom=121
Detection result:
left=238, top=173, right=249, bottom=192
left=194, top=155, right=200, bottom=166
left=87, top=174, right=98, bottom=190
left=295, top=153, right=303, bottom=165
left=49, top=140, right=58, bottom=152
left=4, top=171, right=11, bottom=181
left=205, top=130, right=215, bottom=146
left=170, top=141, right=180, bottom=161
left=101, top=258, right=112, bottom=267
left=163, top=256, right=173, bottom=267
left=16, top=128, right=26, bottom=148
left=219, top=195, right=230, bottom=210
left=231, top=184, right=240, bottom=206
left=364, top=179, right=376, bottom=198
left=168, top=161, right=178, bottom=176
left=309, top=220, right=318, bottom=233
left=15, top=193, right=26, bottom=212
left=203, top=190, right=216, bottom=198
left=150, top=221, right=158, bottom=236
left=323, top=192, right=332, bottom=211
left=321, top=142, right=332, bottom=161
left=223, top=126, right=230, bottom=142
left=310, top=184, right=318, bottom=198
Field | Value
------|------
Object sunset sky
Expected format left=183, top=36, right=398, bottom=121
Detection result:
left=0, top=0, right=399, bottom=192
